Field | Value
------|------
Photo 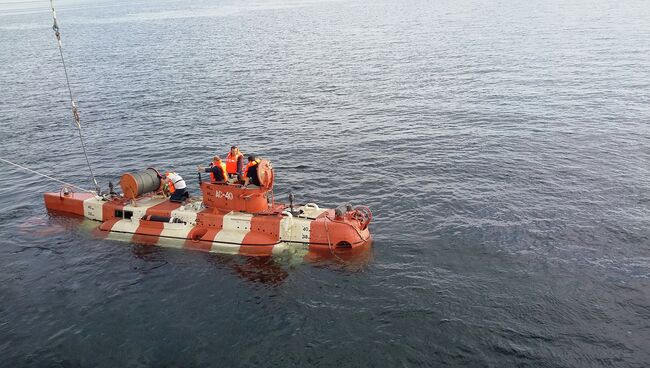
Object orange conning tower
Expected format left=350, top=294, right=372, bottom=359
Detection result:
left=201, top=159, right=275, bottom=213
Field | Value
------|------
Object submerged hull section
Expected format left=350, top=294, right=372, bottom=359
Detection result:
left=44, top=192, right=372, bottom=256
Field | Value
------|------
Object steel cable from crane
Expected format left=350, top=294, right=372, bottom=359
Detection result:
left=49, top=0, right=100, bottom=194
left=0, top=157, right=94, bottom=193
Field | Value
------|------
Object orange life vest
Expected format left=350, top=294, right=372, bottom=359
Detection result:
left=165, top=172, right=186, bottom=193
left=243, top=159, right=261, bottom=178
left=210, top=161, right=228, bottom=182
left=165, top=173, right=176, bottom=193
left=225, top=150, right=244, bottom=174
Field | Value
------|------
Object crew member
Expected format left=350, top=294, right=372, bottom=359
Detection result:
left=198, top=156, right=228, bottom=183
left=243, top=155, right=262, bottom=187
left=162, top=172, right=189, bottom=202
left=225, top=145, right=244, bottom=179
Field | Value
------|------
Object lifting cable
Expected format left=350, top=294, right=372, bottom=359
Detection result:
left=0, top=157, right=94, bottom=193
left=49, top=0, right=100, bottom=194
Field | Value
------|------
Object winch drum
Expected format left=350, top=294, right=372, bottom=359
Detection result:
left=120, top=168, right=161, bottom=199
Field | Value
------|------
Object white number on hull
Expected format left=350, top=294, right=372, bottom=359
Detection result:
left=214, top=190, right=234, bottom=200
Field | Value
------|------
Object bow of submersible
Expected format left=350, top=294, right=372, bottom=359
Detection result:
left=43, top=161, right=373, bottom=256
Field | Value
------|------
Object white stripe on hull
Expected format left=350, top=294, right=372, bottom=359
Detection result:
left=105, top=219, right=138, bottom=243
left=160, top=222, right=193, bottom=249
left=170, top=206, right=198, bottom=225
left=83, top=196, right=104, bottom=221
left=210, top=212, right=253, bottom=253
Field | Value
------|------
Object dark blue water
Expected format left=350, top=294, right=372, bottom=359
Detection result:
left=1, top=0, right=649, bottom=366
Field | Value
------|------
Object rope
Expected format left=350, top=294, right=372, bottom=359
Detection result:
left=323, top=217, right=347, bottom=263
left=0, top=157, right=94, bottom=193
left=50, top=0, right=100, bottom=194
left=325, top=215, right=370, bottom=243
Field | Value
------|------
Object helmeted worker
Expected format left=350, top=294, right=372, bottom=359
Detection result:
left=162, top=172, right=189, bottom=202
left=225, top=145, right=244, bottom=179
left=198, top=156, right=228, bottom=183
left=243, top=155, right=262, bottom=187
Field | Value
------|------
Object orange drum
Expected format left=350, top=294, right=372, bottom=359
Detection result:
left=120, top=168, right=161, bottom=199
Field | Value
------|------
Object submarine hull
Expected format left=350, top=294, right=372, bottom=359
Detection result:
left=43, top=192, right=372, bottom=256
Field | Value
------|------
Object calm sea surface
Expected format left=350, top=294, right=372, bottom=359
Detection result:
left=0, top=0, right=649, bottom=366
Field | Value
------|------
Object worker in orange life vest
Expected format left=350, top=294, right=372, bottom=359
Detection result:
left=243, top=155, right=262, bottom=187
left=198, top=156, right=228, bottom=183
left=225, top=145, right=244, bottom=180
left=162, top=172, right=189, bottom=202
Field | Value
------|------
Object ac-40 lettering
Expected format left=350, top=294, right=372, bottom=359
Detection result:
left=214, top=190, right=234, bottom=200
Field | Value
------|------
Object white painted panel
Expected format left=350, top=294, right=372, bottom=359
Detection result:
left=170, top=207, right=198, bottom=225
left=279, top=215, right=313, bottom=243
left=83, top=197, right=104, bottom=221
left=209, top=211, right=253, bottom=252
